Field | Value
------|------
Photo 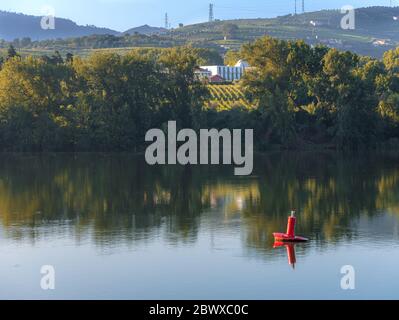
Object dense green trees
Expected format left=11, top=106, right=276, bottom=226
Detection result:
left=0, top=54, right=77, bottom=150
left=0, top=47, right=208, bottom=151
left=1, top=37, right=399, bottom=151
left=3, top=33, right=182, bottom=50
left=72, top=52, right=160, bottom=150
left=241, top=36, right=399, bottom=149
left=224, top=50, right=241, bottom=66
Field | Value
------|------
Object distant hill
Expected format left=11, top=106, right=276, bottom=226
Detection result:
left=124, top=25, right=167, bottom=36
left=0, top=11, right=119, bottom=41
left=168, top=6, right=399, bottom=57
left=2, top=6, right=399, bottom=58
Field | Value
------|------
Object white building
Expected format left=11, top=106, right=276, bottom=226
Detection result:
left=194, top=67, right=212, bottom=80
left=200, top=60, right=249, bottom=82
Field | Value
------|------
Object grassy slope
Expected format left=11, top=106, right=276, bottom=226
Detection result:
left=2, top=6, right=398, bottom=58
left=169, top=6, right=399, bottom=57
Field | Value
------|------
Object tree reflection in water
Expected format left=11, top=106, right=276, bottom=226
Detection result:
left=0, top=152, right=399, bottom=259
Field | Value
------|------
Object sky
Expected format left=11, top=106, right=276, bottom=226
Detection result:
left=0, top=0, right=396, bottom=31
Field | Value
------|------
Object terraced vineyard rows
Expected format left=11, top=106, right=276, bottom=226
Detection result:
left=206, top=84, right=254, bottom=111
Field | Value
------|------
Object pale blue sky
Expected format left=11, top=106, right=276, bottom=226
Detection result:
left=0, top=0, right=395, bottom=31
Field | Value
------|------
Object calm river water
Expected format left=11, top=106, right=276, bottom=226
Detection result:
left=1, top=152, right=399, bottom=299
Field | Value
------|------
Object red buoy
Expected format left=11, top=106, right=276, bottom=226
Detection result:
left=273, top=210, right=309, bottom=242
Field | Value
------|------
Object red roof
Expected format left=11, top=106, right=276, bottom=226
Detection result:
left=209, top=75, right=225, bottom=82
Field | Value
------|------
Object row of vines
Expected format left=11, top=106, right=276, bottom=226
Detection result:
left=206, top=84, right=254, bottom=111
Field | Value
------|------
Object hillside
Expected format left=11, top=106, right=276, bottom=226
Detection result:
left=0, top=11, right=119, bottom=41
left=1, top=6, right=399, bottom=58
left=169, top=6, right=399, bottom=57
left=124, top=25, right=167, bottom=36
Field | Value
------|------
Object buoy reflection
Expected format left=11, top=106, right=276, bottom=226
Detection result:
left=273, top=242, right=297, bottom=269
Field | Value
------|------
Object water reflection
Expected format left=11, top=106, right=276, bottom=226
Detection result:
left=273, top=243, right=297, bottom=269
left=1, top=152, right=399, bottom=258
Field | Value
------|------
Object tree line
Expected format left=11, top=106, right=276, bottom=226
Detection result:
left=0, top=46, right=210, bottom=151
left=0, top=33, right=182, bottom=50
left=0, top=37, right=399, bottom=151
left=240, top=36, right=399, bottom=149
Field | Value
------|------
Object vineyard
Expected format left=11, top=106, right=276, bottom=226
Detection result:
left=206, top=84, right=254, bottom=111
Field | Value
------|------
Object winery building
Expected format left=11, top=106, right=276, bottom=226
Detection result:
left=199, top=60, right=250, bottom=82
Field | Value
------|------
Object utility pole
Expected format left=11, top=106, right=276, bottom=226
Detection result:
left=294, top=0, right=297, bottom=15
left=209, top=3, right=214, bottom=22
left=302, top=0, right=305, bottom=13
left=165, top=12, right=169, bottom=29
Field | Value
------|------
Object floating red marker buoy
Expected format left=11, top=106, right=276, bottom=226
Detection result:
left=273, top=210, right=309, bottom=242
